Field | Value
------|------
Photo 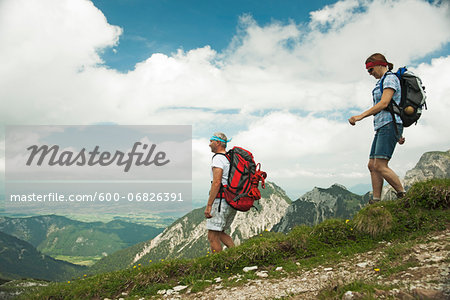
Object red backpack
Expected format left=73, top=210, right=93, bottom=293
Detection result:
left=214, top=147, right=267, bottom=212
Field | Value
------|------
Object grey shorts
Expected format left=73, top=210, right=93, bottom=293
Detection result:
left=206, top=198, right=237, bottom=232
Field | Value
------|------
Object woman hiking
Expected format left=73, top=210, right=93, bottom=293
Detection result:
left=348, top=53, right=406, bottom=204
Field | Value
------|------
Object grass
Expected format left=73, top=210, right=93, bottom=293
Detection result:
left=20, top=179, right=450, bottom=300
left=403, top=178, right=449, bottom=209
left=354, top=206, right=393, bottom=237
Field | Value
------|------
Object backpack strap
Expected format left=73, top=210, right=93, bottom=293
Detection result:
left=386, top=103, right=401, bottom=139
left=210, top=181, right=226, bottom=212
left=378, top=71, right=393, bottom=92
left=218, top=184, right=223, bottom=213
left=380, top=71, right=402, bottom=115
left=212, top=152, right=230, bottom=160
left=212, top=153, right=229, bottom=213
left=212, top=152, right=232, bottom=187
left=380, top=71, right=401, bottom=139
left=377, top=71, right=390, bottom=112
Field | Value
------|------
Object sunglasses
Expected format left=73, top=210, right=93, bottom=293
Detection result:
left=367, top=68, right=374, bottom=74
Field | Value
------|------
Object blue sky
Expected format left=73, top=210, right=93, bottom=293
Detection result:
left=1, top=0, right=449, bottom=206
left=92, top=0, right=449, bottom=72
left=93, top=0, right=335, bottom=72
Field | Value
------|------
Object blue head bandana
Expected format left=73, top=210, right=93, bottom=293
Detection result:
left=210, top=135, right=231, bottom=144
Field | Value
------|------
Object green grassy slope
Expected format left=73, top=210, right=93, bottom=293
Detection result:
left=20, top=179, right=450, bottom=299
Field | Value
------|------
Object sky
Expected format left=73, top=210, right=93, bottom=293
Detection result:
left=0, top=0, right=449, bottom=208
left=90, top=0, right=333, bottom=72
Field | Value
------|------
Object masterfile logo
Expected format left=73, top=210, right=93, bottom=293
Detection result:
left=25, top=142, right=170, bottom=172
left=6, top=125, right=191, bottom=180
left=4, top=125, right=192, bottom=215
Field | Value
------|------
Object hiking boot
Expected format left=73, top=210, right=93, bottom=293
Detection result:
left=396, top=191, right=406, bottom=199
left=369, top=198, right=381, bottom=205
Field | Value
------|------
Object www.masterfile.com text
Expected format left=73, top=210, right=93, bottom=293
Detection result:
left=9, top=192, right=185, bottom=202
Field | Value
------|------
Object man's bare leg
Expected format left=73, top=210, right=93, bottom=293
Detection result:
left=208, top=230, right=222, bottom=253
left=219, top=232, right=235, bottom=249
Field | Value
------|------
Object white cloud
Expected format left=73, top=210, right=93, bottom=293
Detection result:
left=0, top=0, right=121, bottom=69
left=224, top=111, right=374, bottom=195
left=0, top=0, right=123, bottom=124
left=0, top=0, right=449, bottom=201
left=398, top=56, right=450, bottom=149
left=309, top=0, right=362, bottom=30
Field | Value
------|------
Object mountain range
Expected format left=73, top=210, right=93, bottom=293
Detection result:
left=0, top=231, right=86, bottom=281
left=0, top=149, right=448, bottom=281
left=0, top=215, right=162, bottom=265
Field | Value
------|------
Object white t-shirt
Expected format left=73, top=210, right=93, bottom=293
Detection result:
left=211, top=154, right=230, bottom=186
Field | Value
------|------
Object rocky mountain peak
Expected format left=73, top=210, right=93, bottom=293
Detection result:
left=272, top=183, right=363, bottom=233
left=404, top=150, right=450, bottom=189
left=331, top=183, right=348, bottom=190
left=300, top=183, right=351, bottom=209
left=382, top=149, right=450, bottom=200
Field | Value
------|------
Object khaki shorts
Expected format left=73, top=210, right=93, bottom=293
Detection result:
left=206, top=198, right=237, bottom=232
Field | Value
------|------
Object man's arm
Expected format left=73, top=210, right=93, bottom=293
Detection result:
left=204, top=167, right=223, bottom=218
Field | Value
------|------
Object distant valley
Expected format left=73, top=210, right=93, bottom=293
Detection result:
left=0, top=215, right=163, bottom=267
left=0, top=231, right=86, bottom=281
left=0, top=149, right=448, bottom=283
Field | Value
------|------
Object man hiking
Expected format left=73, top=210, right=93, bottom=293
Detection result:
left=204, top=132, right=236, bottom=253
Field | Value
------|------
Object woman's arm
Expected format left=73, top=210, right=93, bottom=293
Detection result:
left=348, top=88, right=395, bottom=125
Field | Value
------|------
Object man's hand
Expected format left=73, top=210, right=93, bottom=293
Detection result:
left=204, top=205, right=213, bottom=218
left=398, top=136, right=405, bottom=145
